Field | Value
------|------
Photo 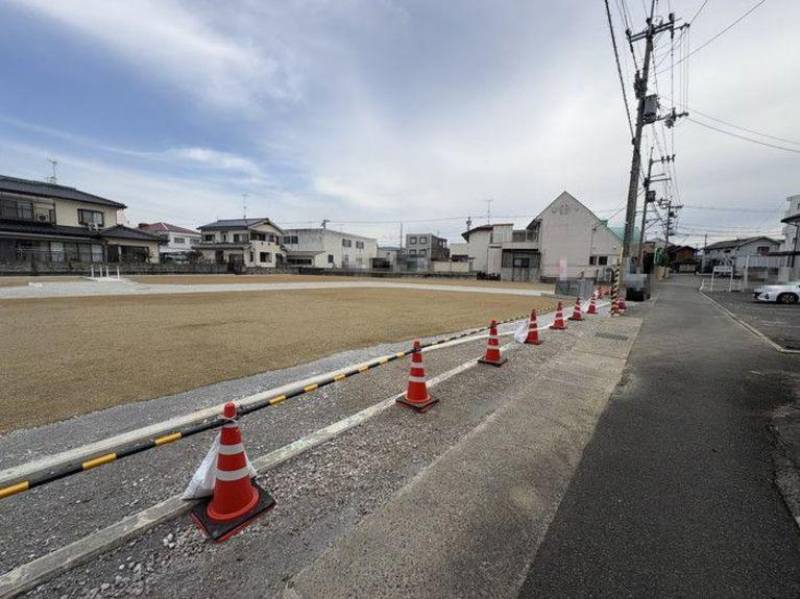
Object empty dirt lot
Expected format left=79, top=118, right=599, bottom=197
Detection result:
left=0, top=288, right=557, bottom=431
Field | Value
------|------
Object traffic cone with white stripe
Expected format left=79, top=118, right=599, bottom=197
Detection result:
left=525, top=309, right=543, bottom=345
left=550, top=302, right=567, bottom=330
left=190, top=402, right=275, bottom=542
left=617, top=293, right=627, bottom=313
left=479, top=319, right=507, bottom=366
left=568, top=297, right=583, bottom=321
left=587, top=294, right=598, bottom=315
left=397, top=340, right=438, bottom=412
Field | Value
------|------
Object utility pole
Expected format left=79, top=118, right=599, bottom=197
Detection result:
left=659, top=197, right=682, bottom=275
left=622, top=5, right=684, bottom=276
left=637, top=150, right=674, bottom=271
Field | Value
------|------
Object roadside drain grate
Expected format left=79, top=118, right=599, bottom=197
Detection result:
left=595, top=332, right=630, bottom=341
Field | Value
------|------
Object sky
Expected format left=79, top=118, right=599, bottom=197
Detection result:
left=0, top=0, right=798, bottom=247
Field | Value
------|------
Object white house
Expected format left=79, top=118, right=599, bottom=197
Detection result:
left=138, top=222, right=201, bottom=261
left=777, top=194, right=800, bottom=279
left=530, top=191, right=622, bottom=280
left=705, top=236, right=781, bottom=262
left=282, top=228, right=377, bottom=269
left=195, top=218, right=284, bottom=268
left=456, top=191, right=622, bottom=281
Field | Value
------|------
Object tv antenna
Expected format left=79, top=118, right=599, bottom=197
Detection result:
left=46, top=159, right=58, bottom=184
left=242, top=193, right=248, bottom=220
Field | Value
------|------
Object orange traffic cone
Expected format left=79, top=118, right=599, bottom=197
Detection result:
left=396, top=340, right=439, bottom=412
left=190, top=402, right=275, bottom=542
left=550, top=302, right=567, bottom=330
left=568, top=297, right=583, bottom=321
left=525, top=309, right=543, bottom=345
left=479, top=320, right=507, bottom=366
left=617, top=293, right=627, bottom=313
left=587, top=294, right=598, bottom=315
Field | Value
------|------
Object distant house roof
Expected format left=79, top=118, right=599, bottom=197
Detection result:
left=0, top=175, right=126, bottom=209
left=138, top=222, right=199, bottom=235
left=461, top=223, right=514, bottom=241
left=198, top=218, right=283, bottom=234
left=100, top=225, right=160, bottom=241
left=705, top=236, right=780, bottom=251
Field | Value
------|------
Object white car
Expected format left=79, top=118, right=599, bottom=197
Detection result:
left=753, top=281, right=800, bottom=304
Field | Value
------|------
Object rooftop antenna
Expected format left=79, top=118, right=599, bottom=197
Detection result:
left=242, top=193, right=248, bottom=220
left=485, top=198, right=493, bottom=225
left=466, top=215, right=472, bottom=231
left=321, top=218, right=329, bottom=229
left=46, top=159, right=58, bottom=184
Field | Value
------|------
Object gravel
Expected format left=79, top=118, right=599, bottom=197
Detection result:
left=18, top=315, right=598, bottom=598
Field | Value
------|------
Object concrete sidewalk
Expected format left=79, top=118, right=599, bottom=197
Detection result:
left=285, top=317, right=641, bottom=598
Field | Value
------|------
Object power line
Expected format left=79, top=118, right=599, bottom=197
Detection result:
left=683, top=104, right=800, bottom=147
left=688, top=117, right=800, bottom=154
left=681, top=204, right=782, bottom=213
left=604, top=0, right=635, bottom=138
left=656, top=0, right=768, bottom=75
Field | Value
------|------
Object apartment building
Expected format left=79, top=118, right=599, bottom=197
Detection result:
left=405, top=233, right=449, bottom=261
left=0, top=175, right=159, bottom=264
left=282, top=228, right=377, bottom=269
left=195, top=218, right=284, bottom=268
left=138, top=222, right=201, bottom=262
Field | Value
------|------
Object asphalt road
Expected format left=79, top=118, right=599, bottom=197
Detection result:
left=705, top=288, right=800, bottom=350
left=519, top=276, right=800, bottom=598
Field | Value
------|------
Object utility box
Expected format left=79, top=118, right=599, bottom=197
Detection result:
left=643, top=95, right=659, bottom=123
left=623, top=273, right=652, bottom=301
left=555, top=278, right=595, bottom=299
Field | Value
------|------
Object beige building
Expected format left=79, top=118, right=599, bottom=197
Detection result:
left=0, top=175, right=159, bottom=264
left=195, top=218, right=285, bottom=268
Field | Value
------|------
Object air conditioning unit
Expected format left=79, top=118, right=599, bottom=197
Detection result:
left=87, top=223, right=99, bottom=231
left=37, top=214, right=49, bottom=222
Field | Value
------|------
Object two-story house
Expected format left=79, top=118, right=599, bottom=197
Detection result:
left=282, top=228, right=377, bottom=269
left=195, top=218, right=285, bottom=268
left=0, top=175, right=159, bottom=265
left=138, top=222, right=201, bottom=262
left=405, top=233, right=450, bottom=261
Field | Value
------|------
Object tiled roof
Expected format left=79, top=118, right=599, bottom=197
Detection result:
left=138, top=222, right=199, bottom=235
left=0, top=175, right=126, bottom=209
left=198, top=218, right=283, bottom=233
left=100, top=225, right=160, bottom=241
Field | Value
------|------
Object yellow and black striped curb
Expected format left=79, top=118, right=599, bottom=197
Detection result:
left=0, top=314, right=529, bottom=501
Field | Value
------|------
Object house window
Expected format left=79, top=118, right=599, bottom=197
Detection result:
left=420, top=236, right=427, bottom=244
left=598, top=256, right=608, bottom=265
left=409, top=236, right=417, bottom=244
left=249, top=251, right=255, bottom=262
left=419, top=248, right=427, bottom=256
left=260, top=252, right=271, bottom=263
left=757, top=246, right=771, bottom=256
left=78, top=209, right=104, bottom=227
left=282, top=235, right=298, bottom=244
left=203, top=234, right=214, bottom=242
left=356, top=240, right=364, bottom=249
left=342, top=239, right=352, bottom=248
left=174, top=237, right=185, bottom=244
left=328, top=254, right=334, bottom=264
left=409, top=249, right=416, bottom=255
left=233, top=234, right=242, bottom=243
left=251, top=232, right=266, bottom=241
left=222, top=233, right=228, bottom=242
left=589, top=256, right=597, bottom=265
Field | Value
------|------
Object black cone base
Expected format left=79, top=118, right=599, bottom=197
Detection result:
left=396, top=395, right=439, bottom=413
left=190, top=480, right=275, bottom=543
left=478, top=357, right=507, bottom=367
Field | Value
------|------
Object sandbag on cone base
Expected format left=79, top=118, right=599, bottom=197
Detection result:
left=396, top=393, right=439, bottom=413
left=190, top=401, right=276, bottom=543
left=190, top=481, right=275, bottom=543
left=478, top=355, right=507, bottom=367
left=478, top=319, right=507, bottom=367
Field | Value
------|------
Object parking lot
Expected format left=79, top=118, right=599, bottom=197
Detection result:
left=704, top=290, right=800, bottom=350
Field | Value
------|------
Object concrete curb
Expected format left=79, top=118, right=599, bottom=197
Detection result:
left=700, top=291, right=800, bottom=355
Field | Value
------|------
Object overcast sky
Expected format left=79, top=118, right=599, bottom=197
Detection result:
left=0, top=0, right=797, bottom=246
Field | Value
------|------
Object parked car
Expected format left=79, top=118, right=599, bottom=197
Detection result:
left=753, top=281, right=800, bottom=304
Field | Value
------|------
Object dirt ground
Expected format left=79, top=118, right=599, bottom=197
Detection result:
left=129, top=273, right=554, bottom=291
left=0, top=275, right=84, bottom=287
left=0, top=288, right=557, bottom=432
